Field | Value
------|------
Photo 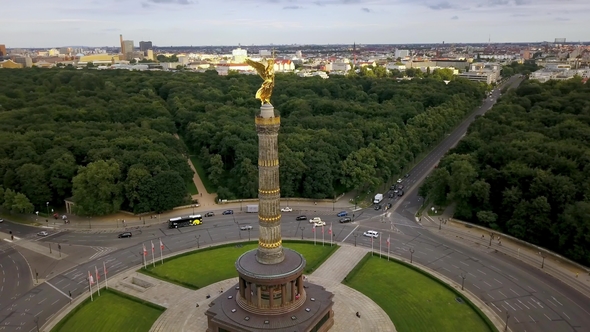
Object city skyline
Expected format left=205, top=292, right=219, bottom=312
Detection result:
left=1, top=0, right=588, bottom=48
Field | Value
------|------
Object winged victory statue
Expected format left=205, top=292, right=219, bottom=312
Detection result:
left=245, top=58, right=275, bottom=105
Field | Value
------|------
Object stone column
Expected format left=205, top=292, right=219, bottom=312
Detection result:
left=255, top=103, right=284, bottom=265
left=281, top=284, right=287, bottom=306
left=269, top=285, right=275, bottom=308
left=257, top=285, right=262, bottom=307
left=291, top=280, right=296, bottom=302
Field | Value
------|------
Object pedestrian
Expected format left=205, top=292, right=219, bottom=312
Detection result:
left=576, top=273, right=579, bottom=278
left=356, top=312, right=361, bottom=318
left=201, top=193, right=203, bottom=197
left=196, top=303, right=199, bottom=307
left=220, top=287, right=224, bottom=293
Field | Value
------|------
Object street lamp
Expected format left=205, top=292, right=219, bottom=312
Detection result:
left=539, top=252, right=546, bottom=269
left=489, top=232, right=494, bottom=246
left=300, top=227, right=305, bottom=240
left=460, top=272, right=466, bottom=290
left=46, top=202, right=49, bottom=218
left=248, top=228, right=251, bottom=241
left=409, top=248, right=415, bottom=263
left=504, top=312, right=511, bottom=331
left=192, top=204, right=196, bottom=215
left=353, top=233, right=358, bottom=247
left=439, top=217, right=442, bottom=230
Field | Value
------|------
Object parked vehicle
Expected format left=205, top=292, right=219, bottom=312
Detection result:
left=337, top=211, right=348, bottom=217
left=246, top=205, right=258, bottom=213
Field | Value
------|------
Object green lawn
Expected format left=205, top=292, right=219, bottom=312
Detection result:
left=345, top=256, right=493, bottom=332
left=189, top=155, right=216, bottom=194
left=186, top=179, right=199, bottom=195
left=142, top=241, right=337, bottom=289
left=51, top=290, right=164, bottom=332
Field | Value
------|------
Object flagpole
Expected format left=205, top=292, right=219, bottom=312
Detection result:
left=322, top=225, right=325, bottom=246
left=151, top=241, right=155, bottom=268
left=371, top=237, right=374, bottom=256
left=313, top=226, right=316, bottom=245
left=387, top=236, right=390, bottom=261
left=88, top=271, right=93, bottom=302
left=104, top=261, right=109, bottom=289
left=143, top=244, right=147, bottom=269
left=159, top=238, right=164, bottom=264
left=379, top=236, right=382, bottom=258
left=95, top=266, right=100, bottom=296
left=330, top=223, right=333, bottom=246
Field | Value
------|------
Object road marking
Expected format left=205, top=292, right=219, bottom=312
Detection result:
left=518, top=299, right=530, bottom=309
left=510, top=288, right=519, bottom=296
left=527, top=300, right=537, bottom=308
left=514, top=316, right=520, bottom=323
left=563, top=312, right=570, bottom=320
left=490, top=265, right=500, bottom=271
left=473, top=283, right=480, bottom=290
left=504, top=301, right=516, bottom=311
left=508, top=274, right=518, bottom=281
left=490, top=303, right=502, bottom=312
left=498, top=291, right=506, bottom=298
left=514, top=302, right=522, bottom=310
left=544, top=314, right=551, bottom=321
left=45, top=281, right=71, bottom=299
left=527, top=286, right=536, bottom=292
left=477, top=269, right=486, bottom=275
left=483, top=281, right=492, bottom=287
left=529, top=315, right=536, bottom=323
left=547, top=299, right=556, bottom=307
left=552, top=296, right=563, bottom=306
left=494, top=278, right=502, bottom=284
left=451, top=264, right=459, bottom=269
left=34, top=310, right=43, bottom=317
left=51, top=299, right=60, bottom=305
left=488, top=293, right=495, bottom=300
left=64, top=269, right=78, bottom=276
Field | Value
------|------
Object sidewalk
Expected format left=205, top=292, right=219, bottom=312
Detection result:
left=421, top=207, right=590, bottom=300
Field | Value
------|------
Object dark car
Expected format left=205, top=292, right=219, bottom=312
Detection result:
left=388, top=192, right=394, bottom=198
left=118, top=232, right=132, bottom=238
left=339, top=217, right=352, bottom=223
left=296, top=215, right=307, bottom=221
left=390, top=185, right=397, bottom=191
left=204, top=212, right=215, bottom=217
left=222, top=210, right=234, bottom=215
left=386, top=203, right=392, bottom=210
left=374, top=204, right=382, bottom=211
left=397, top=184, right=404, bottom=190
left=397, top=190, right=404, bottom=197
left=336, top=211, right=348, bottom=217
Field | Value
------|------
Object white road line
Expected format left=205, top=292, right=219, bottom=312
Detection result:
left=483, top=281, right=492, bottom=287
left=514, top=316, right=520, bottom=323
left=468, top=272, right=476, bottom=277
left=477, top=269, right=486, bottom=275
left=37, top=298, right=46, bottom=305
left=34, top=310, right=43, bottom=317
left=494, top=278, right=502, bottom=284
left=441, top=267, right=451, bottom=273
left=544, top=314, right=551, bottom=321
left=499, top=291, right=506, bottom=298
left=563, top=312, right=570, bottom=320
left=473, top=283, right=480, bottom=290
left=529, top=315, right=536, bottom=323
left=527, top=300, right=537, bottom=308
left=51, top=299, right=59, bottom=305
left=488, top=293, right=495, bottom=300
left=528, top=286, right=536, bottom=292
left=552, top=296, right=563, bottom=306
left=504, top=301, right=516, bottom=311
left=451, top=264, right=459, bottom=269
left=501, top=304, right=509, bottom=311
left=510, top=288, right=519, bottom=296
left=547, top=299, right=556, bottom=307
left=508, top=274, right=518, bottom=281
left=45, top=281, right=71, bottom=299
left=459, top=261, right=469, bottom=266
left=514, top=302, right=522, bottom=310
left=518, top=299, right=530, bottom=309
left=491, top=303, right=502, bottom=312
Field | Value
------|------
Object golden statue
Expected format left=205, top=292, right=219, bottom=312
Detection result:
left=246, top=58, right=275, bottom=104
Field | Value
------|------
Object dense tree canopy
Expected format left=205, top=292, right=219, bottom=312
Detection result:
left=421, top=77, right=590, bottom=265
left=0, top=69, right=193, bottom=215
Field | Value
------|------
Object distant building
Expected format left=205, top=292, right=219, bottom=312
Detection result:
left=395, top=49, right=409, bottom=59
left=259, top=50, right=271, bottom=57
left=60, top=47, right=72, bottom=55
left=14, top=56, right=33, bottom=68
left=122, top=40, right=134, bottom=58
left=145, top=49, right=154, bottom=61
left=139, top=41, right=152, bottom=52
left=232, top=48, right=247, bottom=63
left=0, top=44, right=6, bottom=56
left=0, top=59, right=23, bottom=68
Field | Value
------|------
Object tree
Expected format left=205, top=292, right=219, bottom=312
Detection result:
left=124, top=164, right=152, bottom=211
left=208, top=154, right=224, bottom=186
left=2, top=189, right=16, bottom=212
left=72, top=159, right=123, bottom=216
left=12, top=192, right=34, bottom=214
left=476, top=210, right=497, bottom=228
left=48, top=152, right=78, bottom=199
left=16, top=163, right=51, bottom=208
left=148, top=171, right=187, bottom=213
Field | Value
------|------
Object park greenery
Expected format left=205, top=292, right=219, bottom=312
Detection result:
left=344, top=255, right=493, bottom=332
left=420, top=76, right=590, bottom=265
left=51, top=289, right=164, bottom=332
left=141, top=241, right=337, bottom=289
left=0, top=68, right=484, bottom=215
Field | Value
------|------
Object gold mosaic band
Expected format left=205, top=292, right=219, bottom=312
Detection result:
left=255, top=116, right=281, bottom=126
left=259, top=188, right=280, bottom=195
left=259, top=239, right=282, bottom=249
left=258, top=159, right=279, bottom=167
left=259, top=215, right=281, bottom=222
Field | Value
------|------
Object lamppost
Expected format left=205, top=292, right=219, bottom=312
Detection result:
left=58, top=243, right=62, bottom=257
left=332, top=195, right=335, bottom=211
left=353, top=233, right=358, bottom=247
left=34, top=316, right=39, bottom=332
left=489, top=232, right=494, bottom=246
left=504, top=312, right=511, bottom=331
left=539, top=252, right=546, bottom=269
left=46, top=202, right=49, bottom=219
left=192, top=204, right=196, bottom=215
left=248, top=228, right=251, bottom=241
left=196, top=235, right=201, bottom=249
left=460, top=272, right=466, bottom=290
left=409, top=248, right=415, bottom=263
left=439, top=217, right=442, bottom=230
left=300, top=227, right=305, bottom=240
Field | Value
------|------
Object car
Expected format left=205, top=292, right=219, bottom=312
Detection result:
left=390, top=185, right=397, bottom=191
left=336, top=211, right=348, bottom=217
left=240, top=225, right=253, bottom=231
left=296, top=215, right=307, bottom=221
left=374, top=204, right=382, bottom=211
left=404, top=173, right=410, bottom=178
left=118, top=232, right=132, bottom=238
left=204, top=212, right=215, bottom=217
left=37, top=231, right=49, bottom=237
left=309, top=217, right=322, bottom=224
left=0, top=218, right=3, bottom=223
left=397, top=184, right=404, bottom=190
left=398, top=190, right=404, bottom=197
left=281, top=207, right=293, bottom=212
left=363, top=230, right=379, bottom=238
left=397, top=178, right=403, bottom=183
left=388, top=193, right=394, bottom=198
left=312, top=220, right=326, bottom=227
left=222, top=210, right=234, bottom=215
left=386, top=203, right=392, bottom=210
left=339, top=217, right=352, bottom=223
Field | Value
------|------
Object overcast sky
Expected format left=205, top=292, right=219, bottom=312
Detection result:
left=1, top=0, right=587, bottom=48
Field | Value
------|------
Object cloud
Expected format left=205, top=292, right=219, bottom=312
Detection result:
left=147, top=0, right=193, bottom=4
left=428, top=1, right=454, bottom=10
left=451, top=15, right=458, bottom=19
left=361, top=7, right=371, bottom=12
left=555, top=17, right=570, bottom=21
left=513, top=0, right=529, bottom=5
left=314, top=0, right=361, bottom=5
left=283, top=5, right=302, bottom=9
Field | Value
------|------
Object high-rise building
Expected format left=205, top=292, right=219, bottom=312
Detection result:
left=139, top=41, right=152, bottom=52
left=232, top=47, right=247, bottom=63
left=0, top=44, right=6, bottom=56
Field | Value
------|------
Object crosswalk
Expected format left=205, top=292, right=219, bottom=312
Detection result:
left=88, top=246, right=116, bottom=260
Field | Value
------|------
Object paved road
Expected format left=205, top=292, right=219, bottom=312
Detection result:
left=1, top=75, right=589, bottom=332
